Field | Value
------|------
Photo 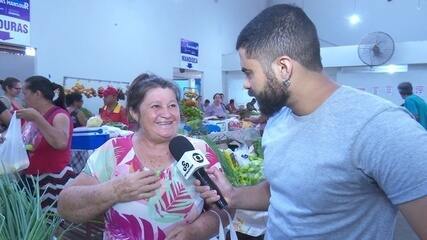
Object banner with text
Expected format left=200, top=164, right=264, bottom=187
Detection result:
left=0, top=0, right=30, bottom=46
left=180, top=38, right=199, bottom=70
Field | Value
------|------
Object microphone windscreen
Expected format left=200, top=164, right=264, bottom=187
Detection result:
left=169, top=135, right=195, bottom=161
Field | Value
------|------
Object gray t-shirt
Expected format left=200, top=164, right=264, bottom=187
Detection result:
left=263, top=86, right=427, bottom=239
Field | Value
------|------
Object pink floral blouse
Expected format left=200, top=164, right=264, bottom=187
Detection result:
left=82, top=135, right=220, bottom=240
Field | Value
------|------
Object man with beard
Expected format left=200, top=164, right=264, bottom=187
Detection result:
left=196, top=4, right=427, bottom=240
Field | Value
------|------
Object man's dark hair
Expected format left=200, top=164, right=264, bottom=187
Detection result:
left=398, top=82, right=413, bottom=96
left=236, top=4, right=322, bottom=72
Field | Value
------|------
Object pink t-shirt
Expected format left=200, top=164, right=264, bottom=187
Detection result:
left=82, top=135, right=220, bottom=240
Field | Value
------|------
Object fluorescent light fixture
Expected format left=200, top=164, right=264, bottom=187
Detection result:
left=340, top=65, right=408, bottom=74
left=348, top=14, right=361, bottom=25
left=373, top=64, right=408, bottom=74
left=25, top=47, right=36, bottom=56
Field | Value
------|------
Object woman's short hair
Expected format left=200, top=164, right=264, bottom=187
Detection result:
left=127, top=73, right=180, bottom=113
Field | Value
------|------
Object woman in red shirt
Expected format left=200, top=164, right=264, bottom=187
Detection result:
left=99, top=86, right=128, bottom=126
left=17, top=76, right=74, bottom=211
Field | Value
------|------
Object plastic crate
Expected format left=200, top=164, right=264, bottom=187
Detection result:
left=71, top=128, right=110, bottom=150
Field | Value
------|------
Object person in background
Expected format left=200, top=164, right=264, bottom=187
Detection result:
left=196, top=4, right=427, bottom=239
left=219, top=93, right=227, bottom=110
left=0, top=77, right=23, bottom=112
left=204, top=93, right=227, bottom=119
left=244, top=114, right=267, bottom=134
left=196, top=95, right=204, bottom=110
left=246, top=98, right=257, bottom=111
left=80, top=106, right=93, bottom=119
left=99, top=86, right=128, bottom=126
left=17, top=76, right=74, bottom=211
left=226, top=99, right=238, bottom=114
left=0, top=100, right=11, bottom=136
left=66, top=92, right=87, bottom=128
left=202, top=99, right=210, bottom=112
left=398, top=82, right=427, bottom=130
left=58, top=73, right=230, bottom=239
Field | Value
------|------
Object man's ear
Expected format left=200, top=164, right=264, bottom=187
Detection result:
left=271, top=56, right=293, bottom=81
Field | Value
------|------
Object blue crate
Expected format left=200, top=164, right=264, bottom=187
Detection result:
left=71, top=129, right=110, bottom=150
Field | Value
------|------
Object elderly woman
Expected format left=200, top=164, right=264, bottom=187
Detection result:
left=204, top=93, right=227, bottom=119
left=17, top=76, right=74, bottom=210
left=58, top=74, right=229, bottom=240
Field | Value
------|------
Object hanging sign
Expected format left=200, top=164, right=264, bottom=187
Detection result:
left=0, top=0, right=30, bottom=46
left=180, top=38, right=199, bottom=69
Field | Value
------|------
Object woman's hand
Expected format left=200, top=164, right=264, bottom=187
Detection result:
left=111, top=169, right=161, bottom=203
left=16, top=108, right=42, bottom=122
left=194, top=167, right=236, bottom=209
left=166, top=223, right=198, bottom=240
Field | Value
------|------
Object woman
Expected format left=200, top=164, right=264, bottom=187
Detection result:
left=99, top=86, right=128, bottom=126
left=0, top=100, right=11, bottom=141
left=58, top=74, right=230, bottom=240
left=0, top=77, right=23, bottom=112
left=17, top=76, right=74, bottom=210
left=225, top=99, right=238, bottom=114
left=66, top=92, right=88, bottom=128
left=204, top=93, right=227, bottom=119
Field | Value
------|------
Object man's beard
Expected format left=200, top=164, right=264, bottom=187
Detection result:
left=248, top=72, right=290, bottom=117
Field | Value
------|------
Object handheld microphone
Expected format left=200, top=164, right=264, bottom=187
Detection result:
left=169, top=135, right=228, bottom=209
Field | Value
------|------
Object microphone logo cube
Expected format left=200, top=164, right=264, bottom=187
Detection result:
left=176, top=149, right=209, bottom=179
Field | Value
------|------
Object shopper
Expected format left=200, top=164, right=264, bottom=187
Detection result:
left=226, top=99, right=238, bottom=114
left=0, top=77, right=23, bottom=112
left=204, top=93, right=227, bottom=118
left=17, top=76, right=74, bottom=211
left=66, top=92, right=87, bottom=128
left=398, top=82, right=427, bottom=129
left=0, top=100, right=11, bottom=135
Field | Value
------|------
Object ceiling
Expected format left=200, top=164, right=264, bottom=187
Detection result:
left=268, top=0, right=427, bottom=47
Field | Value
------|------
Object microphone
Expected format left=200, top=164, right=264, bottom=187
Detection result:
left=169, top=135, right=228, bottom=209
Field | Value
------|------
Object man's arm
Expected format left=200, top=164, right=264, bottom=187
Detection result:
left=399, top=196, right=427, bottom=239
left=231, top=180, right=270, bottom=211
left=196, top=168, right=270, bottom=211
left=351, top=107, right=427, bottom=240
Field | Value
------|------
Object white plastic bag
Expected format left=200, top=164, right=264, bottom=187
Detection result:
left=0, top=112, right=30, bottom=174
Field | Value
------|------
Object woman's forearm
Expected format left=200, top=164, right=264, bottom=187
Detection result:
left=58, top=181, right=117, bottom=223
left=191, top=208, right=236, bottom=239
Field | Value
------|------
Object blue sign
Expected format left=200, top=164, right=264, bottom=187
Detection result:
left=181, top=38, right=199, bottom=57
left=0, top=0, right=30, bottom=46
left=180, top=38, right=199, bottom=69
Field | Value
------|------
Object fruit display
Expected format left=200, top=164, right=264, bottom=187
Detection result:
left=65, top=81, right=97, bottom=98
left=180, top=90, right=203, bottom=122
left=181, top=104, right=203, bottom=122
